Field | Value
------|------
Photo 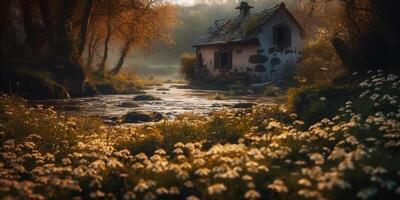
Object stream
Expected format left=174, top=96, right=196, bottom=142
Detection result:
left=32, top=84, right=276, bottom=119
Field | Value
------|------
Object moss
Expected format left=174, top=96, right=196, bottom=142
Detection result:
left=262, top=85, right=280, bottom=96
left=0, top=68, right=68, bottom=100
left=242, top=15, right=264, bottom=38
left=91, top=70, right=151, bottom=95
left=288, top=84, right=357, bottom=126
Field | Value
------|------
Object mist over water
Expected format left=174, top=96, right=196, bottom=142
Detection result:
left=125, top=0, right=281, bottom=77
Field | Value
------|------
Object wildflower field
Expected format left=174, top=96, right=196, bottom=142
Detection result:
left=0, top=71, right=399, bottom=200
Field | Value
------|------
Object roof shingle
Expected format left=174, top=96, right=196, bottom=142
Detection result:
left=193, top=3, right=282, bottom=47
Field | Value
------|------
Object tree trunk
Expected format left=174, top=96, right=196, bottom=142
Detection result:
left=77, top=0, right=94, bottom=57
left=20, top=0, right=37, bottom=55
left=38, top=0, right=54, bottom=48
left=331, top=35, right=353, bottom=71
left=0, top=0, right=12, bottom=57
left=98, top=16, right=112, bottom=73
left=54, top=0, right=85, bottom=96
left=110, top=39, right=132, bottom=75
left=85, top=28, right=101, bottom=70
left=55, top=0, right=78, bottom=61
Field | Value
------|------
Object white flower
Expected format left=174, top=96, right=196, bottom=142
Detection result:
left=134, top=179, right=155, bottom=192
left=267, top=179, right=288, bottom=193
left=184, top=181, right=194, bottom=188
left=89, top=160, right=106, bottom=171
left=309, top=153, right=325, bottom=165
left=173, top=148, right=183, bottom=154
left=107, top=158, right=124, bottom=168
left=154, top=149, right=166, bottom=155
left=186, top=195, right=199, bottom=200
left=62, top=157, right=72, bottom=165
left=135, top=153, right=148, bottom=160
left=328, top=148, right=347, bottom=160
left=357, top=187, right=378, bottom=200
left=195, top=168, right=210, bottom=176
left=132, top=162, right=144, bottom=170
left=208, top=183, right=227, bottom=195
left=143, top=192, right=156, bottom=200
left=155, top=187, right=169, bottom=195
left=90, top=190, right=105, bottom=199
left=242, top=175, right=253, bottom=181
left=169, top=186, right=180, bottom=195
left=298, top=189, right=322, bottom=199
left=298, top=178, right=312, bottom=187
left=174, top=142, right=185, bottom=148
left=244, top=189, right=261, bottom=199
left=293, top=120, right=305, bottom=126
left=180, top=162, right=192, bottom=170
left=123, top=191, right=136, bottom=200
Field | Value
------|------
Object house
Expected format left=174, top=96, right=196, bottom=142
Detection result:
left=192, top=1, right=306, bottom=83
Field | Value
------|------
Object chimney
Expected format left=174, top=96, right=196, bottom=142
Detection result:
left=236, top=1, right=253, bottom=20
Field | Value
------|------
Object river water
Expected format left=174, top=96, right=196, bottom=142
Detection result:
left=32, top=84, right=276, bottom=118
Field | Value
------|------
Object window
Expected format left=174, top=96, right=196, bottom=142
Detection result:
left=197, top=53, right=203, bottom=67
left=273, top=25, right=291, bottom=47
left=214, top=51, right=232, bottom=69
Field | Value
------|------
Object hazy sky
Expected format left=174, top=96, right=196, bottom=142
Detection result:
left=169, top=0, right=196, bottom=6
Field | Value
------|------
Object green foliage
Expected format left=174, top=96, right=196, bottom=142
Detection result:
left=0, top=68, right=69, bottom=100
left=287, top=84, right=357, bottom=126
left=180, top=53, right=197, bottom=80
left=262, top=85, right=280, bottom=97
left=287, top=71, right=399, bottom=126
left=90, top=70, right=158, bottom=94
left=296, top=29, right=345, bottom=84
left=0, top=95, right=102, bottom=152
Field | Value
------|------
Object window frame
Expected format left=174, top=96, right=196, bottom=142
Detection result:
left=214, top=50, right=232, bottom=70
left=273, top=24, right=291, bottom=47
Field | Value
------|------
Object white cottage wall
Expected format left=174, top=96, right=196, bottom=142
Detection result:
left=257, top=9, right=304, bottom=81
left=197, top=43, right=259, bottom=76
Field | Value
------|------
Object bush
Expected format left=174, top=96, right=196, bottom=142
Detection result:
left=0, top=68, right=69, bottom=100
left=296, top=28, right=345, bottom=84
left=287, top=70, right=399, bottom=126
left=287, top=84, right=357, bottom=126
left=180, top=53, right=196, bottom=80
left=92, top=69, right=147, bottom=94
left=262, top=85, right=280, bottom=96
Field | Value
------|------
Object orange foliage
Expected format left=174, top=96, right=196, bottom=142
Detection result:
left=115, top=0, right=178, bottom=52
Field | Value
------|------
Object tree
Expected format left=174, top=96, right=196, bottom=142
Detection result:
left=95, top=0, right=121, bottom=74
left=311, top=0, right=400, bottom=72
left=109, top=0, right=177, bottom=75
left=77, top=0, right=94, bottom=57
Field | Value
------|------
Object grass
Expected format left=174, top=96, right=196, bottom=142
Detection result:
left=90, top=70, right=163, bottom=94
left=0, top=70, right=399, bottom=200
left=0, top=68, right=69, bottom=99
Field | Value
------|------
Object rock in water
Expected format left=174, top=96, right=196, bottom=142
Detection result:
left=156, top=87, right=170, bottom=91
left=123, top=111, right=163, bottom=123
left=116, top=102, right=139, bottom=108
left=231, top=103, right=256, bottom=108
left=132, top=94, right=161, bottom=101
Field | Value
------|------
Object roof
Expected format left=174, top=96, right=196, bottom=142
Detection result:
left=193, top=3, right=306, bottom=47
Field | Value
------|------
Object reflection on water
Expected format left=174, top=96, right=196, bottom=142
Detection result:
left=32, top=84, right=276, bottom=118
